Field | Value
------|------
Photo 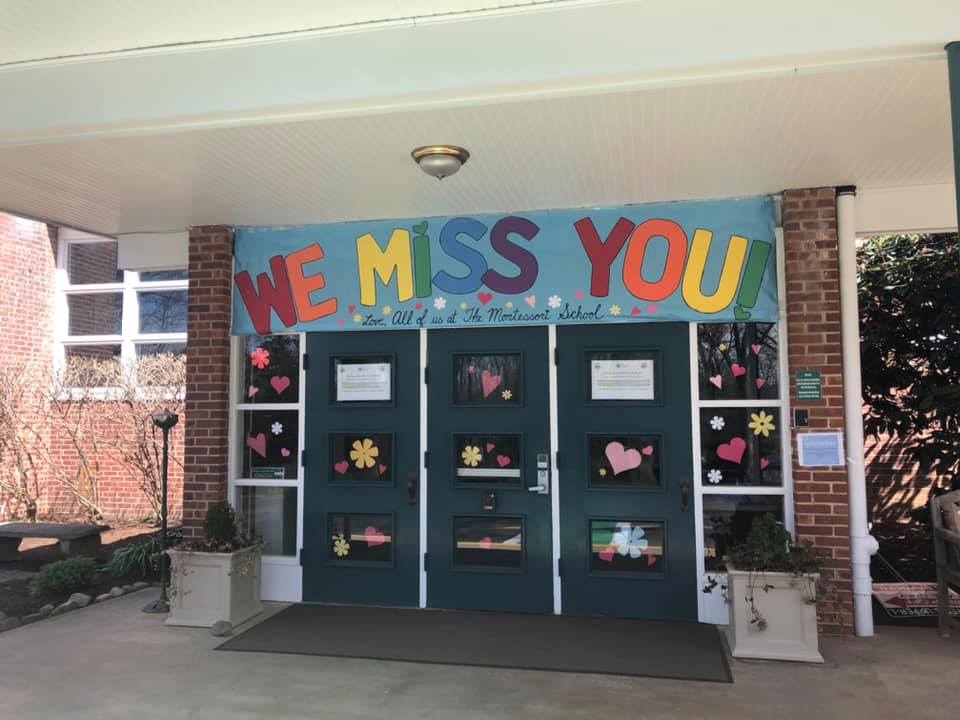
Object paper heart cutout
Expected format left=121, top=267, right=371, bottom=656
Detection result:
left=641, top=445, right=654, bottom=456
left=336, top=318, right=345, bottom=327
left=731, top=363, right=747, bottom=377
left=575, top=290, right=585, bottom=300
left=477, top=292, right=493, bottom=306
left=734, top=305, right=752, bottom=320
left=467, top=365, right=476, bottom=375
left=647, top=304, right=658, bottom=314
left=415, top=303, right=423, bottom=310
left=598, top=546, right=615, bottom=563
left=709, top=375, right=722, bottom=389
left=481, top=369, right=502, bottom=398
left=524, top=295, right=536, bottom=308
left=496, top=455, right=511, bottom=468
left=334, top=460, right=349, bottom=474
left=751, top=343, right=762, bottom=355
left=756, top=378, right=767, bottom=390
left=246, top=433, right=267, bottom=458
left=717, top=437, right=747, bottom=464
left=364, top=526, right=386, bottom=547
left=280, top=448, right=291, bottom=458
left=605, top=442, right=643, bottom=476
left=648, top=555, right=657, bottom=567
left=479, top=537, right=493, bottom=551
left=760, top=458, right=770, bottom=471
left=378, top=464, right=388, bottom=476
left=348, top=304, right=356, bottom=314
left=485, top=443, right=496, bottom=453
left=413, top=221, right=428, bottom=235
left=631, top=306, right=641, bottom=316
left=270, top=376, right=291, bottom=394
left=247, top=385, right=258, bottom=398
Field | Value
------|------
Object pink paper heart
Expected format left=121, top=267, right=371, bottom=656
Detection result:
left=334, top=460, right=349, bottom=474
left=648, top=555, right=657, bottom=567
left=270, top=376, right=291, bottom=394
left=641, top=445, right=654, bottom=456
left=751, top=343, right=762, bottom=355
left=247, top=385, right=258, bottom=398
left=364, top=526, right=386, bottom=547
left=477, top=291, right=493, bottom=306
left=479, top=537, right=493, bottom=550
left=717, top=437, right=747, bottom=464
left=485, top=443, right=495, bottom=453
left=605, top=441, right=643, bottom=476
left=481, top=369, right=502, bottom=398
left=760, top=458, right=770, bottom=471
left=246, top=433, right=267, bottom=458
left=731, top=363, right=747, bottom=377
left=647, top=304, right=658, bottom=314
left=348, top=304, right=356, bottom=314
left=524, top=295, right=536, bottom=308
left=496, top=455, right=511, bottom=468
left=280, top=448, right=291, bottom=458
left=598, top=546, right=615, bottom=563
left=755, top=378, right=767, bottom=390
left=336, top=318, right=345, bottom=327
left=378, top=464, right=387, bottom=476
left=575, top=290, right=585, bottom=300
left=709, top=375, right=722, bottom=389
left=467, top=365, right=476, bottom=374
left=631, top=306, right=641, bottom=316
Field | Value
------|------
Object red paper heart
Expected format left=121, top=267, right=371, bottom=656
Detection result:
left=598, top=546, right=615, bottom=562
left=760, top=458, right=770, bottom=470
left=648, top=555, right=657, bottom=566
left=336, top=318, right=345, bottom=327
left=751, top=343, right=762, bottom=355
left=280, top=448, right=291, bottom=458
left=481, top=370, right=502, bottom=398
left=605, top=442, right=643, bottom=476
left=647, top=304, right=658, bottom=314
left=415, top=303, right=423, bottom=310
left=496, top=455, right=511, bottom=468
left=378, top=464, right=387, bottom=476
left=334, top=460, right=349, bottom=474
left=246, top=433, right=267, bottom=458
left=364, top=526, right=386, bottom=547
left=485, top=443, right=495, bottom=453
left=575, top=290, right=585, bottom=300
left=348, top=304, right=356, bottom=314
left=479, top=537, right=493, bottom=550
left=731, top=363, right=747, bottom=377
left=270, top=376, right=291, bottom=394
left=755, top=378, right=767, bottom=390
left=709, top=375, right=722, bottom=389
left=477, top=292, right=493, bottom=306
left=717, top=437, right=747, bottom=464
left=631, top=306, right=641, bottom=316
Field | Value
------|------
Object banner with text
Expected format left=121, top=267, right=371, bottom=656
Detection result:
left=232, top=196, right=777, bottom=335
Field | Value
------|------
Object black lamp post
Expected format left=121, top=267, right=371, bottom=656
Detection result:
left=143, top=409, right=179, bottom=614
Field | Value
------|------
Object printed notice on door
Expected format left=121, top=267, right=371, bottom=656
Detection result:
left=336, top=362, right=392, bottom=402
left=591, top=359, right=655, bottom=401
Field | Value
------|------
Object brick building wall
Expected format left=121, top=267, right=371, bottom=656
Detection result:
left=782, top=187, right=855, bottom=634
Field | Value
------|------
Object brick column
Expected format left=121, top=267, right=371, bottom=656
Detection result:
left=782, top=188, right=854, bottom=634
left=183, top=226, right=234, bottom=539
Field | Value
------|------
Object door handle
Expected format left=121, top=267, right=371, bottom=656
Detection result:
left=529, top=452, right=550, bottom=495
left=406, top=472, right=418, bottom=505
left=678, top=476, right=690, bottom=512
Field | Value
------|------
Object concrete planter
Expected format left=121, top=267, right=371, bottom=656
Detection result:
left=726, top=567, right=823, bottom=663
left=165, top=545, right=262, bottom=628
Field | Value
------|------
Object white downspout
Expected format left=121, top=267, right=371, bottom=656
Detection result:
left=836, top=186, right=879, bottom=637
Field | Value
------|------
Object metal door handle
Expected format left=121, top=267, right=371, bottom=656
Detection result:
left=406, top=472, right=418, bottom=505
left=678, top=477, right=690, bottom=512
left=528, top=484, right=547, bottom=493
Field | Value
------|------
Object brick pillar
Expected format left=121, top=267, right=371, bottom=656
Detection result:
left=183, top=226, right=234, bottom=539
left=782, top=188, right=855, bottom=634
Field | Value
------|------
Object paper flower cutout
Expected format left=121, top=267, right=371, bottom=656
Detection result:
left=353, top=314, right=363, bottom=323
left=349, top=438, right=379, bottom=469
left=333, top=534, right=350, bottom=557
left=460, top=301, right=468, bottom=310
left=598, top=468, right=607, bottom=477
left=461, top=445, right=482, bottom=467
left=748, top=411, right=776, bottom=437
left=707, top=469, right=722, bottom=484
left=250, top=348, right=270, bottom=369
left=548, top=295, right=562, bottom=309
left=718, top=343, right=728, bottom=352
left=382, top=306, right=392, bottom=315
left=501, top=389, right=513, bottom=400
left=609, top=304, right=622, bottom=316
left=709, top=416, right=725, bottom=431
left=270, top=422, right=283, bottom=436
left=434, top=297, right=447, bottom=310
left=505, top=301, right=514, bottom=309
left=612, top=522, right=649, bottom=559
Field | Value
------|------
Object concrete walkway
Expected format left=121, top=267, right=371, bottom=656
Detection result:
left=0, top=593, right=957, bottom=720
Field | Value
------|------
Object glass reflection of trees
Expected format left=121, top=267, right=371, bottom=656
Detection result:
left=698, top=323, right=778, bottom=400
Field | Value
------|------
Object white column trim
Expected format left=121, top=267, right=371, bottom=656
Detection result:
left=548, top=324, right=561, bottom=615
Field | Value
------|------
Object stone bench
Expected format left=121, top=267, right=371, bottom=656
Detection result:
left=0, top=522, right=109, bottom=562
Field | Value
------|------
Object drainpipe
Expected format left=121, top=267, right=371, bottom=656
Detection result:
left=949, top=42, right=960, bottom=239
left=836, top=186, right=878, bottom=637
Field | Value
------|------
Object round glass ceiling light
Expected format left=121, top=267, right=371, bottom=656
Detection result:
left=411, top=145, right=470, bottom=180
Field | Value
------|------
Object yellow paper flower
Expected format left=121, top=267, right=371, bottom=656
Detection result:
left=599, top=468, right=607, bottom=477
left=333, top=534, right=350, bottom=557
left=609, top=304, right=621, bottom=316
left=501, top=389, right=513, bottom=400
left=461, top=445, right=482, bottom=467
left=748, top=411, right=776, bottom=437
left=382, top=306, right=392, bottom=315
left=505, top=301, right=514, bottom=309
left=460, top=301, right=469, bottom=310
left=350, top=438, right=379, bottom=468
left=353, top=314, right=363, bottom=323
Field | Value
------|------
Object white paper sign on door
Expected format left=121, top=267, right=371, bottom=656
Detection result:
left=336, top=362, right=392, bottom=402
left=590, top=359, right=655, bottom=400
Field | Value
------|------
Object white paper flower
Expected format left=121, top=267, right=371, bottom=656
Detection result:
left=433, top=297, right=447, bottom=310
left=548, top=295, right=562, bottom=309
left=270, top=422, right=283, bottom=436
left=612, top=522, right=649, bottom=559
left=707, top=469, right=722, bottom=484
left=609, top=304, right=622, bottom=316
left=709, top=416, right=725, bottom=431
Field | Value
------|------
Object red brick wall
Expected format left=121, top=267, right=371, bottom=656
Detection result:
left=182, top=226, right=233, bottom=539
left=782, top=188, right=854, bottom=634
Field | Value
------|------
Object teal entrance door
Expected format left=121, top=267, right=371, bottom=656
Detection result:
left=426, top=327, right=553, bottom=613
left=302, top=331, right=420, bottom=606
left=557, top=323, right=696, bottom=620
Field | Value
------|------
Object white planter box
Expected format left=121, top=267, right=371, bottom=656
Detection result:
left=165, top=546, right=263, bottom=628
left=726, top=568, right=823, bottom=663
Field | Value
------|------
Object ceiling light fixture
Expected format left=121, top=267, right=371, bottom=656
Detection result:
left=411, top=145, right=470, bottom=180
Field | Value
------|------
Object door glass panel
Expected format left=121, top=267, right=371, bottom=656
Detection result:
left=330, top=434, right=393, bottom=483
left=237, top=486, right=298, bottom=556
left=454, top=434, right=521, bottom=485
left=697, top=322, right=779, bottom=400
left=453, top=517, right=523, bottom=569
left=590, top=520, right=664, bottom=573
left=699, top=408, right=782, bottom=486
left=589, top=435, right=661, bottom=488
left=241, top=334, right=300, bottom=404
left=586, top=350, right=658, bottom=401
left=702, top=495, right=785, bottom=571
left=240, top=410, right=299, bottom=479
left=328, top=513, right=394, bottom=564
left=453, top=353, right=521, bottom=404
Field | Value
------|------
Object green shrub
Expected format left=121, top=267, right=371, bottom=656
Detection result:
left=98, top=537, right=161, bottom=578
left=203, top=502, right=237, bottom=545
left=32, top=557, right=97, bottom=594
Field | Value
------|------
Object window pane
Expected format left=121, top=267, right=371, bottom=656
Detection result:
left=138, top=269, right=188, bottom=282
left=67, top=293, right=122, bottom=335
left=590, top=520, right=664, bottom=573
left=241, top=410, right=298, bottom=479
left=330, top=434, right=393, bottom=483
left=589, top=435, right=661, bottom=488
left=138, top=290, right=187, bottom=333
left=700, top=408, right=782, bottom=487
left=237, top=486, right=297, bottom=556
left=66, top=241, right=122, bottom=285
left=242, top=335, right=300, bottom=404
left=328, top=513, right=393, bottom=563
left=454, top=516, right=523, bottom=569
left=455, top=434, right=521, bottom=485
left=702, top=495, right=785, bottom=571
left=135, top=342, right=186, bottom=358
left=454, top=354, right=521, bottom=404
left=697, top=323, right=779, bottom=400
left=134, top=344, right=186, bottom=386
left=63, top=345, right=121, bottom=386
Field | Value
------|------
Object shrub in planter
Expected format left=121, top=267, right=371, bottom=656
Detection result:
left=725, top=514, right=824, bottom=663
left=32, top=557, right=97, bottom=594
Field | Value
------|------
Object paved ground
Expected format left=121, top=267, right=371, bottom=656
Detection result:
left=0, top=593, right=957, bottom=720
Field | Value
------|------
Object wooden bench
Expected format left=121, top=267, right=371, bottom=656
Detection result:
left=0, top=522, right=109, bottom=562
left=931, top=489, right=960, bottom=638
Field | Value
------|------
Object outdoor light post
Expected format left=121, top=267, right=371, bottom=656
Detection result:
left=143, top=409, right=179, bottom=614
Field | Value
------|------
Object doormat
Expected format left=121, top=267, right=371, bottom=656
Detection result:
left=217, top=604, right=733, bottom=683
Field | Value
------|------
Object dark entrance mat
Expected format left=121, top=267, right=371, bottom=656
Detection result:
left=216, top=604, right=733, bottom=682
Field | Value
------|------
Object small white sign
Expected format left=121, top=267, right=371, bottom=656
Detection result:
left=797, top=432, right=845, bottom=467
left=336, top=362, right=391, bottom=402
left=591, top=359, right=655, bottom=401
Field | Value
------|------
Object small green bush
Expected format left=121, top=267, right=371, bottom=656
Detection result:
left=99, top=537, right=161, bottom=578
left=32, top=557, right=97, bottom=594
left=203, top=502, right=237, bottom=545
